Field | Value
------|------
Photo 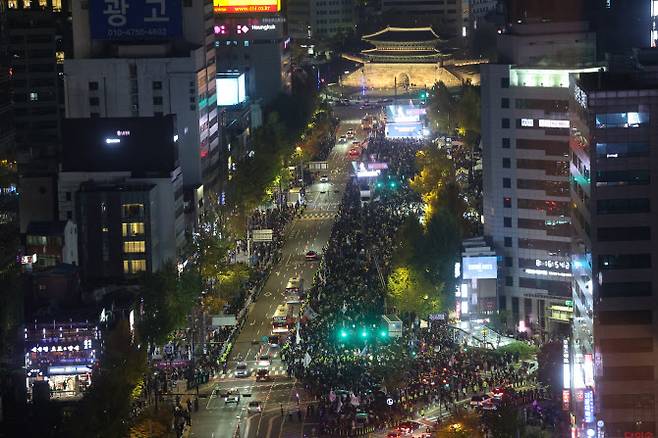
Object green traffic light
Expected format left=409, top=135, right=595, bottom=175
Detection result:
left=340, top=329, right=349, bottom=339
left=379, top=330, right=388, bottom=338
left=360, top=330, right=369, bottom=339
left=376, top=182, right=383, bottom=188
left=389, top=181, right=396, bottom=188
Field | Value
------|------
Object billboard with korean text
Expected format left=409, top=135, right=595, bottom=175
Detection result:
left=214, top=0, right=280, bottom=14
left=90, top=0, right=182, bottom=40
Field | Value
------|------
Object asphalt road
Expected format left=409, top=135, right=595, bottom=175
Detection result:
left=189, top=105, right=371, bottom=438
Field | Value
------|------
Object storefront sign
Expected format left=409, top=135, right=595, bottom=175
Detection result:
left=562, top=389, right=570, bottom=411
left=584, top=389, right=594, bottom=423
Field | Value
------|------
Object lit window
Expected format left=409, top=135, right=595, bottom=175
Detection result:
left=122, top=222, right=145, bottom=237
left=29, top=92, right=38, bottom=101
left=55, top=51, right=64, bottom=64
left=123, top=241, right=146, bottom=253
left=123, top=259, right=147, bottom=273
left=122, top=203, right=144, bottom=218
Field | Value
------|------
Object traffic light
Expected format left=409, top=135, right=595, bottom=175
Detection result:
left=339, top=328, right=349, bottom=340
left=420, top=90, right=428, bottom=100
left=378, top=329, right=388, bottom=339
left=376, top=181, right=383, bottom=189
left=360, top=329, right=369, bottom=339
left=389, top=181, right=397, bottom=189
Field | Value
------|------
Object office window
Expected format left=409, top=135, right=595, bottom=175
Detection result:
left=505, top=257, right=513, bottom=267
left=600, top=338, right=653, bottom=353
left=29, top=92, right=38, bottom=101
left=504, top=217, right=512, bottom=228
left=122, top=222, right=145, bottom=237
left=153, top=96, right=163, bottom=105
left=502, top=118, right=510, bottom=129
left=599, top=254, right=651, bottom=270
left=502, top=158, right=511, bottom=168
left=90, top=112, right=100, bottom=118
left=598, top=226, right=650, bottom=241
left=599, top=310, right=652, bottom=325
left=501, top=98, right=509, bottom=108
left=123, top=241, right=146, bottom=253
left=88, top=81, right=99, bottom=91
left=122, top=203, right=144, bottom=219
left=504, top=236, right=512, bottom=247
left=501, top=77, right=509, bottom=88
left=153, top=81, right=162, bottom=90
left=502, top=138, right=510, bottom=149
left=601, top=365, right=654, bottom=381
left=597, top=198, right=650, bottom=214
left=599, top=281, right=651, bottom=298
left=503, top=177, right=511, bottom=188
left=65, top=191, right=71, bottom=201
left=505, top=276, right=513, bottom=286
left=596, top=142, right=649, bottom=159
left=89, top=97, right=99, bottom=106
left=503, top=197, right=512, bottom=208
left=123, top=259, right=147, bottom=274
left=595, top=111, right=649, bottom=128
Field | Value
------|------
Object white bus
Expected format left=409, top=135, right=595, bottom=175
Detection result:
left=272, top=305, right=291, bottom=334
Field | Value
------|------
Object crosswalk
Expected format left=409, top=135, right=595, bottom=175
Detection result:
left=300, top=212, right=337, bottom=220
left=220, top=365, right=289, bottom=379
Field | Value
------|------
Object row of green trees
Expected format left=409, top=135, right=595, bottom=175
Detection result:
left=65, top=76, right=331, bottom=436
left=427, top=82, right=480, bottom=140
left=387, top=147, right=466, bottom=319
left=225, top=68, right=332, bottom=223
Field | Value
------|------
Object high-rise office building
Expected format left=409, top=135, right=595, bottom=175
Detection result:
left=7, top=7, right=63, bottom=163
left=64, top=0, right=220, bottom=195
left=0, top=0, right=14, bottom=160
left=214, top=16, right=291, bottom=104
left=569, top=68, right=658, bottom=438
left=378, top=0, right=464, bottom=37
left=58, top=116, right=185, bottom=282
left=481, top=20, right=598, bottom=335
left=287, top=0, right=355, bottom=41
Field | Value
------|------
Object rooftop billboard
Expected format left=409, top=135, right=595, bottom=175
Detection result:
left=90, top=0, right=182, bottom=40
left=214, top=0, right=280, bottom=14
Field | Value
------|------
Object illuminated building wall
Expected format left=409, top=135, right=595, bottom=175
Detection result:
left=569, top=70, right=658, bottom=438
left=65, top=0, right=220, bottom=194
left=214, top=17, right=291, bottom=104
left=481, top=20, right=600, bottom=336
left=58, top=116, right=185, bottom=281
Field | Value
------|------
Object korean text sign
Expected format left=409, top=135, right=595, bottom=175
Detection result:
left=90, top=0, right=182, bottom=40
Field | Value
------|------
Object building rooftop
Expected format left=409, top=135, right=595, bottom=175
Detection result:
left=61, top=116, right=178, bottom=175
left=362, top=26, right=441, bottom=43
left=578, top=71, right=658, bottom=92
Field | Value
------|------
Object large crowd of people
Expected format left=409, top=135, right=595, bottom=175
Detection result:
left=281, top=129, right=541, bottom=435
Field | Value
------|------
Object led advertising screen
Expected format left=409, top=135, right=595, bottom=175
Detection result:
left=385, top=105, right=425, bottom=123
left=462, top=256, right=498, bottom=279
left=90, top=0, right=182, bottom=40
left=385, top=122, right=424, bottom=139
left=214, top=0, right=280, bottom=14
left=216, top=73, right=246, bottom=106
